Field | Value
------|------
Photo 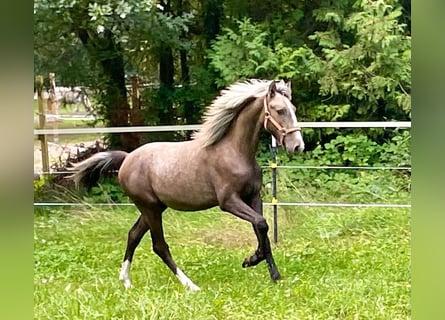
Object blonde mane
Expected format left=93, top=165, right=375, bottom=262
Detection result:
left=193, top=79, right=290, bottom=147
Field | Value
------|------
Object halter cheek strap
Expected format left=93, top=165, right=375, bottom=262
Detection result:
left=263, top=96, right=301, bottom=146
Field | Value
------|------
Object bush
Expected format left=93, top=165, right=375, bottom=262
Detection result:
left=82, top=179, right=130, bottom=204
left=260, top=130, right=411, bottom=204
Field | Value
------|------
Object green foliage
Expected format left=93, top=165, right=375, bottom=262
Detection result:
left=208, top=18, right=272, bottom=86
left=260, top=129, right=411, bottom=207
left=309, top=134, right=382, bottom=167
left=305, top=130, right=411, bottom=168
left=33, top=175, right=47, bottom=200
left=34, top=175, right=129, bottom=205
left=84, top=181, right=130, bottom=204
left=208, top=0, right=411, bottom=150
left=308, top=0, right=411, bottom=120
left=380, top=129, right=411, bottom=167
left=208, top=18, right=315, bottom=86
left=34, top=174, right=84, bottom=204
left=35, top=0, right=411, bottom=154
left=34, top=0, right=193, bottom=82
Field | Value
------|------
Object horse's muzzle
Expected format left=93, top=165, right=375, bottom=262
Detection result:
left=284, top=132, right=305, bottom=154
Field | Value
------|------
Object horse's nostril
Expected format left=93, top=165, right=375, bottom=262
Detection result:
left=293, top=144, right=304, bottom=153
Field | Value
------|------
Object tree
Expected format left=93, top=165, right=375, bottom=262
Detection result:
left=35, top=0, right=411, bottom=151
left=208, top=0, right=411, bottom=148
left=307, top=0, right=411, bottom=121
left=34, top=0, right=194, bottom=149
left=34, top=0, right=152, bottom=149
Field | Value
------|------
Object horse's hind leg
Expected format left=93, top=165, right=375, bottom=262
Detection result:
left=130, top=203, right=200, bottom=291
left=146, top=207, right=201, bottom=291
left=119, top=216, right=150, bottom=289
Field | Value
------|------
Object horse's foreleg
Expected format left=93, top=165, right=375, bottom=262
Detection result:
left=119, top=216, right=149, bottom=289
left=241, top=196, right=266, bottom=267
left=221, top=194, right=281, bottom=281
left=247, top=195, right=281, bottom=280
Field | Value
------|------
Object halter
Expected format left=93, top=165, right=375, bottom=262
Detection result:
left=263, top=95, right=301, bottom=146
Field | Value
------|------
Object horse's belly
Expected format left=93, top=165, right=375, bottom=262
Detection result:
left=124, top=141, right=218, bottom=211
left=158, top=188, right=218, bottom=211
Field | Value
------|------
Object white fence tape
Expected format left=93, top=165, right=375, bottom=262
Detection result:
left=34, top=202, right=410, bottom=208
left=34, top=121, right=410, bottom=135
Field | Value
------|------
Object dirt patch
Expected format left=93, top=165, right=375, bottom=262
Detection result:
left=202, top=227, right=257, bottom=249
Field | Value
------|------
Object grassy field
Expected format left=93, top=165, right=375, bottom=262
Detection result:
left=34, top=204, right=410, bottom=319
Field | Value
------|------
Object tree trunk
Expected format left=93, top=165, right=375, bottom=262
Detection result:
left=201, top=0, right=223, bottom=46
left=180, top=49, right=199, bottom=129
left=77, top=29, right=141, bottom=151
left=158, top=45, right=175, bottom=125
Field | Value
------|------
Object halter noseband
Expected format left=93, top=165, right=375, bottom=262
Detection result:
left=263, top=96, right=301, bottom=146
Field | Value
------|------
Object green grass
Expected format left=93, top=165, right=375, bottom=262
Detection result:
left=34, top=205, right=410, bottom=319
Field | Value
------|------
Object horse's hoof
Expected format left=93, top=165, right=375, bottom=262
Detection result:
left=242, top=253, right=262, bottom=268
left=121, top=278, right=131, bottom=290
left=271, top=271, right=281, bottom=281
left=187, top=283, right=201, bottom=292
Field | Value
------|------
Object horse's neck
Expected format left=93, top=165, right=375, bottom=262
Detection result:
left=219, top=98, right=264, bottom=160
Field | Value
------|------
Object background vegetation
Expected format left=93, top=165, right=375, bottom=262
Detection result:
left=34, top=0, right=411, bottom=150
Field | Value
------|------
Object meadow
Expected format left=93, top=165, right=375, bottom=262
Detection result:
left=34, top=203, right=410, bottom=319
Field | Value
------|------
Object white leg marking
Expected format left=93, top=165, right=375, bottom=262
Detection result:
left=176, top=268, right=201, bottom=291
left=119, top=260, right=132, bottom=289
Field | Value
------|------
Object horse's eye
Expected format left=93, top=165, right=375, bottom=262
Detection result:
left=277, top=109, right=286, bottom=115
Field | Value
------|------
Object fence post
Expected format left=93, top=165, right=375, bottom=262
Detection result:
left=130, top=75, right=144, bottom=125
left=35, top=75, right=50, bottom=173
left=131, top=75, right=140, bottom=109
left=48, top=72, right=59, bottom=142
left=271, top=136, right=278, bottom=243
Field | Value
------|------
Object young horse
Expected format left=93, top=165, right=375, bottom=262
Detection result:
left=62, top=88, right=92, bottom=113
left=69, top=79, right=305, bottom=291
left=48, top=87, right=92, bottom=113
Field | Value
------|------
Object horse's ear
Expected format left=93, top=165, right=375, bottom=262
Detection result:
left=286, top=81, right=292, bottom=93
left=268, top=80, right=277, bottom=97
left=286, top=81, right=292, bottom=100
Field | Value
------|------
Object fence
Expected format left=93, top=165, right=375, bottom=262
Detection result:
left=34, top=121, right=411, bottom=242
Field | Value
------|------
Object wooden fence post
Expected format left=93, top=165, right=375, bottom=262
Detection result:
left=130, top=75, right=144, bottom=125
left=35, top=75, right=50, bottom=173
left=48, top=72, right=59, bottom=142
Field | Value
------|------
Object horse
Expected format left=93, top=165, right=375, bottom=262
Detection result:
left=48, top=86, right=92, bottom=113
left=68, top=79, right=305, bottom=291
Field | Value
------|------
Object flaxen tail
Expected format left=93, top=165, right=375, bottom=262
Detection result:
left=68, top=151, right=128, bottom=190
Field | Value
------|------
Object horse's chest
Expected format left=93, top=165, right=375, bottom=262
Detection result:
left=220, top=165, right=262, bottom=195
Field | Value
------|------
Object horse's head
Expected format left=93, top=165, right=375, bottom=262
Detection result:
left=263, top=80, right=305, bottom=154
